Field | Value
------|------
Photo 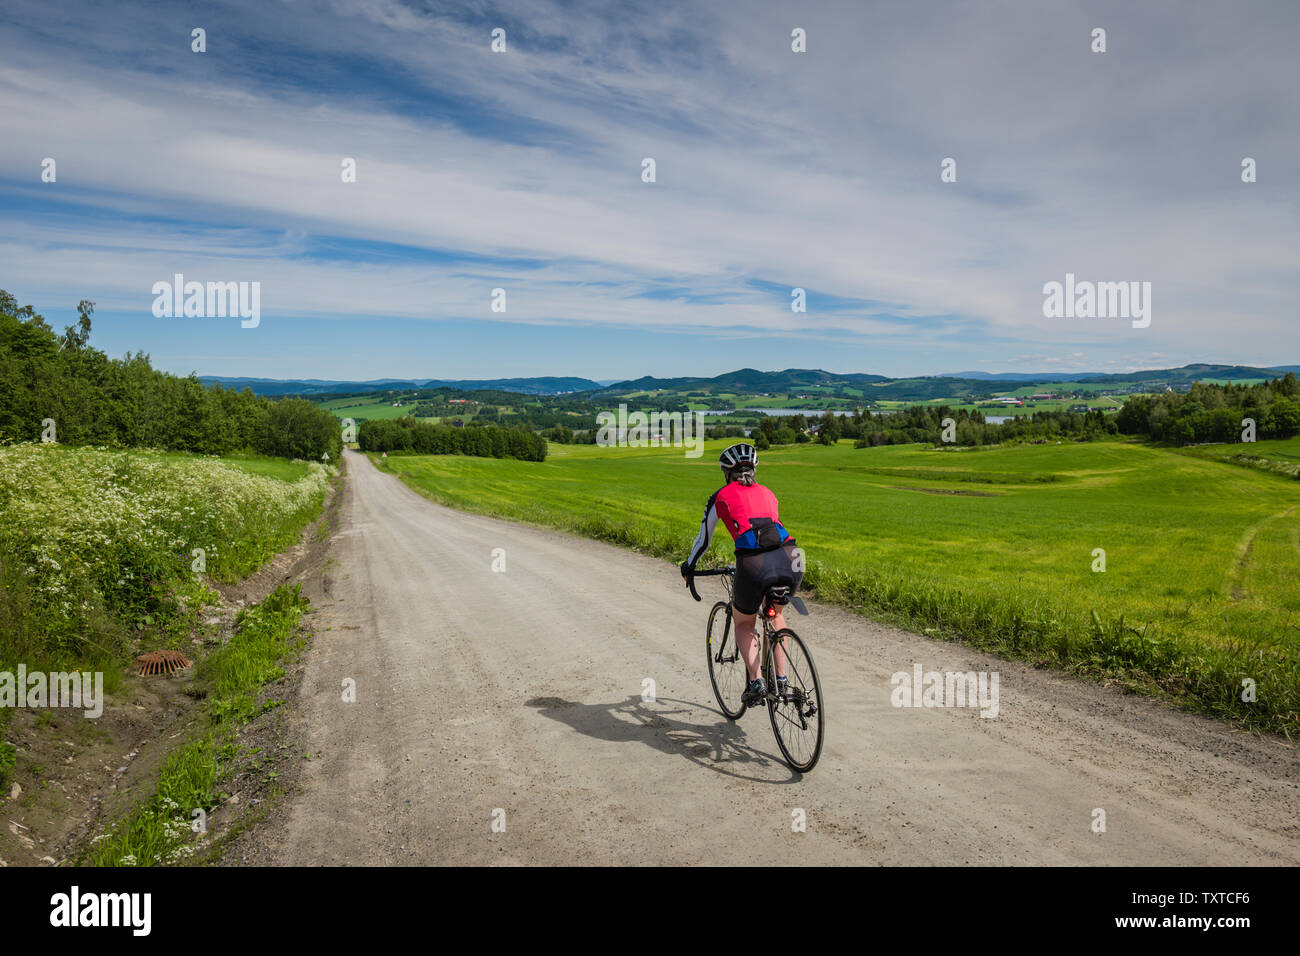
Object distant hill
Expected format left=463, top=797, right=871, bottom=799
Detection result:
left=598, top=367, right=890, bottom=395
left=1075, top=364, right=1296, bottom=385
left=596, top=363, right=1298, bottom=403
left=422, top=377, right=603, bottom=395
left=201, top=364, right=1297, bottom=402
left=943, top=371, right=1104, bottom=382
left=200, top=375, right=604, bottom=397
left=597, top=367, right=1068, bottom=401
left=946, top=364, right=1296, bottom=384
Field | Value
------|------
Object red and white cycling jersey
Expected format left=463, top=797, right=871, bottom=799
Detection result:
left=686, top=481, right=790, bottom=567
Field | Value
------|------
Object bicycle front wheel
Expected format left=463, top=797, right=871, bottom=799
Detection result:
left=765, top=628, right=824, bottom=772
left=706, top=601, right=747, bottom=720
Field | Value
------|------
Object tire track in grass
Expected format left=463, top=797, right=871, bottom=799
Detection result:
left=1230, top=505, right=1297, bottom=601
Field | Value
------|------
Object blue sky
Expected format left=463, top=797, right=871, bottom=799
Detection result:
left=2, top=0, right=1297, bottom=380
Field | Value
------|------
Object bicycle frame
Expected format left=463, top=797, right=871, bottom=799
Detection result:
left=700, top=567, right=789, bottom=701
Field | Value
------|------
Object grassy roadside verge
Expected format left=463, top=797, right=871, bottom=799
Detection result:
left=84, top=584, right=308, bottom=866
left=1, top=448, right=340, bottom=862
left=0, top=444, right=332, bottom=677
left=371, top=446, right=1300, bottom=737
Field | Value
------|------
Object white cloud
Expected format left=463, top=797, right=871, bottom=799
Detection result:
left=1, top=0, right=1297, bottom=374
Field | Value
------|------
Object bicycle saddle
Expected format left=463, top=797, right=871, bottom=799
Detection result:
left=766, top=586, right=792, bottom=605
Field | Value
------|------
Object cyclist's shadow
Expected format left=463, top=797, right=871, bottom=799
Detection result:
left=525, top=694, right=803, bottom=783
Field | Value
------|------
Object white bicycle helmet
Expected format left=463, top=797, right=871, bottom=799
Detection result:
left=719, top=443, right=758, bottom=483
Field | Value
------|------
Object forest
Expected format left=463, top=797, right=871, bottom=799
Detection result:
left=0, top=291, right=342, bottom=460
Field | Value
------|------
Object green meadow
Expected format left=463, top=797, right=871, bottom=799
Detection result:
left=874, top=396, right=1125, bottom=416
left=156, top=451, right=312, bottom=482
left=375, top=438, right=1300, bottom=733
left=318, top=397, right=418, bottom=420
left=1180, top=436, right=1300, bottom=478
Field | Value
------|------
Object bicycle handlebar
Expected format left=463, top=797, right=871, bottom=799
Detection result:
left=685, top=566, right=735, bottom=603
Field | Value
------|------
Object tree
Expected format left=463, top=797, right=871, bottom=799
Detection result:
left=60, top=300, right=94, bottom=351
left=1267, top=398, right=1300, bottom=438
left=817, top=411, right=841, bottom=445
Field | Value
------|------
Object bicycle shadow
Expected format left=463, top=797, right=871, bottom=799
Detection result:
left=524, top=694, right=804, bottom=784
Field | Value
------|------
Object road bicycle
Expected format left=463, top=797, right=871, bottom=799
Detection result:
left=688, top=567, right=824, bottom=772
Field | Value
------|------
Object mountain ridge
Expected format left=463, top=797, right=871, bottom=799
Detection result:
left=199, top=363, right=1300, bottom=398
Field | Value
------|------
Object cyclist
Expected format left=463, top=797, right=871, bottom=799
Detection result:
left=681, top=442, right=802, bottom=706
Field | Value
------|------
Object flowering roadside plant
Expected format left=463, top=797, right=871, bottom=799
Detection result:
left=0, top=444, right=331, bottom=661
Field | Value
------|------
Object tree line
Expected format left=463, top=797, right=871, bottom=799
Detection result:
left=744, top=377, right=1300, bottom=449
left=339, top=389, right=603, bottom=434
left=0, top=291, right=342, bottom=459
left=1115, top=376, right=1300, bottom=444
left=357, top=416, right=548, bottom=460
left=743, top=406, right=1116, bottom=448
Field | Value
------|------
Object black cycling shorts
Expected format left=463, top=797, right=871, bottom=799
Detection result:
left=733, top=539, right=802, bottom=615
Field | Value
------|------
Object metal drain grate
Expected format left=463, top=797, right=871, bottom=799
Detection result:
left=132, top=650, right=194, bottom=676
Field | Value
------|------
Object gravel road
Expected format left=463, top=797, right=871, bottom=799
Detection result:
left=253, top=449, right=1300, bottom=865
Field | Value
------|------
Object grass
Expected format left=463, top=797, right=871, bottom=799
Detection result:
left=0, top=725, right=15, bottom=793
left=152, top=449, right=311, bottom=482
left=1178, top=436, right=1300, bottom=479
left=375, top=438, right=1300, bottom=735
left=85, top=584, right=308, bottom=866
left=215, top=452, right=312, bottom=482
left=318, top=397, right=416, bottom=420
left=869, top=395, right=1129, bottom=417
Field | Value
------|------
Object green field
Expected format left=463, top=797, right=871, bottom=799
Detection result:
left=156, top=451, right=312, bottom=482
left=871, top=395, right=1126, bottom=417
left=1183, top=436, right=1300, bottom=465
left=319, top=396, right=420, bottom=420
left=973, top=398, right=1124, bottom=415
left=1179, top=437, right=1300, bottom=480
left=374, top=438, right=1300, bottom=732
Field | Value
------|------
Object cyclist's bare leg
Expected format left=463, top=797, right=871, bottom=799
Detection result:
left=732, top=608, right=760, bottom=680
left=770, top=609, right=789, bottom=680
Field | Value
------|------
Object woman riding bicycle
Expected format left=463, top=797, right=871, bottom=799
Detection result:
left=681, top=443, right=802, bottom=706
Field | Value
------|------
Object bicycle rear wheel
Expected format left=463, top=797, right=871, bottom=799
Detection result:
left=706, top=601, right=746, bottom=720
left=765, top=628, right=824, bottom=772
